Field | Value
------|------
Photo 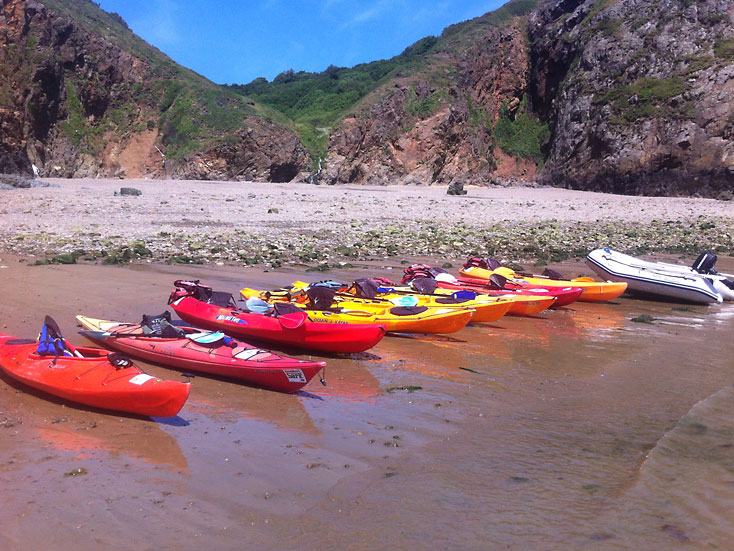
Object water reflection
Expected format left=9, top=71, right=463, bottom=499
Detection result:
left=185, top=388, right=320, bottom=434
left=591, top=384, right=734, bottom=548
left=34, top=420, right=188, bottom=471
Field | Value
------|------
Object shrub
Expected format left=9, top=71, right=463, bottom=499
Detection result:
left=493, top=99, right=549, bottom=164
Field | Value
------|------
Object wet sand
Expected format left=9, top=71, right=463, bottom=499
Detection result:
left=1, top=253, right=734, bottom=550
left=2, top=179, right=734, bottom=549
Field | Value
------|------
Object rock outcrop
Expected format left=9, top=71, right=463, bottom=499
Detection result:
left=320, top=23, right=538, bottom=186
left=528, top=0, right=733, bottom=196
left=318, top=0, right=733, bottom=196
left=0, top=0, right=309, bottom=181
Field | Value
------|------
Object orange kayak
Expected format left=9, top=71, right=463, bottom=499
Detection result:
left=460, top=266, right=627, bottom=302
left=0, top=334, right=190, bottom=417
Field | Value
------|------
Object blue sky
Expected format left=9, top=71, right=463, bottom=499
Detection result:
left=96, top=0, right=506, bottom=85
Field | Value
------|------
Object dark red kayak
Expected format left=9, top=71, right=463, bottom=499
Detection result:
left=77, top=315, right=326, bottom=393
left=168, top=280, right=386, bottom=354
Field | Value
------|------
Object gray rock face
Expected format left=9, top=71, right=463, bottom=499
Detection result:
left=529, top=0, right=734, bottom=196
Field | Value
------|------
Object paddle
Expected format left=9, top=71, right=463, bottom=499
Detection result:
left=80, top=329, right=158, bottom=339
left=489, top=274, right=508, bottom=289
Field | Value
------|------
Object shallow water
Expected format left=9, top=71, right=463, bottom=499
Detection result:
left=0, top=256, right=733, bottom=550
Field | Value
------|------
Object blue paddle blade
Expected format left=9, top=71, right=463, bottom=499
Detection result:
left=186, top=332, right=226, bottom=344
left=452, top=290, right=476, bottom=300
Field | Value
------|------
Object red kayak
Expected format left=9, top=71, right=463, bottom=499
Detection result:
left=399, top=265, right=583, bottom=307
left=0, top=319, right=190, bottom=417
left=432, top=276, right=584, bottom=307
left=77, top=315, right=326, bottom=393
left=168, top=280, right=386, bottom=354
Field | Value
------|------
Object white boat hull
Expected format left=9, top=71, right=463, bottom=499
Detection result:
left=585, top=249, right=725, bottom=305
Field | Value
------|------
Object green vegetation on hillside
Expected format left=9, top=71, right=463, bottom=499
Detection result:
left=228, top=0, right=539, bottom=162
left=593, top=76, right=692, bottom=125
left=442, top=0, right=538, bottom=42
left=714, top=38, right=734, bottom=60
left=493, top=99, right=549, bottom=165
left=228, top=36, right=440, bottom=163
left=41, top=0, right=256, bottom=159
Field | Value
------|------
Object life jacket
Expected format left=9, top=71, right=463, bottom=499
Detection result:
left=36, top=315, right=75, bottom=359
left=463, top=257, right=488, bottom=270
left=168, top=280, right=238, bottom=308
left=401, top=264, right=433, bottom=284
left=169, top=279, right=213, bottom=303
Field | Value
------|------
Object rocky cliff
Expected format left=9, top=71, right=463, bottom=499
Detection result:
left=320, top=22, right=539, bottom=186
left=0, top=0, right=309, bottom=180
left=529, top=0, right=734, bottom=196
left=1, top=0, right=732, bottom=195
left=317, top=0, right=733, bottom=195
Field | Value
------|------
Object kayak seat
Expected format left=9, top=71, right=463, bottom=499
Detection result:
left=306, top=286, right=337, bottom=310
left=206, top=291, right=238, bottom=308
left=273, top=302, right=303, bottom=316
left=389, top=306, right=429, bottom=316
left=434, top=297, right=468, bottom=304
left=352, top=278, right=380, bottom=299
left=411, top=278, right=438, bottom=294
left=141, top=312, right=185, bottom=338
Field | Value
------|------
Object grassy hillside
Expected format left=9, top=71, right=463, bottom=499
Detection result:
left=41, top=0, right=260, bottom=159
left=227, top=0, right=539, bottom=163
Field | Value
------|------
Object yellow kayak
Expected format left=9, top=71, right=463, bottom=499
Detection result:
left=293, top=280, right=554, bottom=318
left=388, top=286, right=554, bottom=317
left=240, top=287, right=474, bottom=334
left=459, top=265, right=627, bottom=302
left=286, top=281, right=513, bottom=323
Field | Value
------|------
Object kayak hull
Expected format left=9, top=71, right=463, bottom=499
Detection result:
left=328, top=301, right=474, bottom=333
left=76, top=316, right=326, bottom=393
left=0, top=335, right=190, bottom=417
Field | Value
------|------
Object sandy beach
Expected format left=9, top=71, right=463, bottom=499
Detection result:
left=1, top=178, right=733, bottom=268
left=1, top=180, right=734, bottom=550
